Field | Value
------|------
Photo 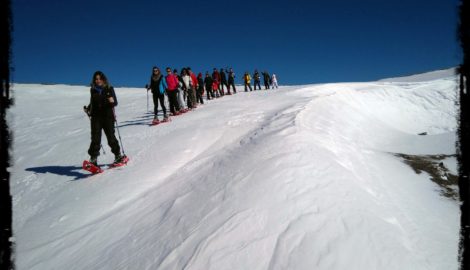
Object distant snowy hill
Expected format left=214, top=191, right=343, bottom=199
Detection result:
left=379, top=67, right=457, bottom=82
left=10, top=70, right=459, bottom=270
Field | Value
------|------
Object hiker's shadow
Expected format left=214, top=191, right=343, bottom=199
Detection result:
left=118, top=112, right=162, bottom=128
left=26, top=165, right=91, bottom=181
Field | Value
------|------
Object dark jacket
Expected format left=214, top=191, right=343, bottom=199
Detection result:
left=149, top=74, right=165, bottom=95
left=228, top=71, right=235, bottom=83
left=204, top=77, right=213, bottom=89
left=177, top=75, right=184, bottom=88
left=220, top=70, right=227, bottom=83
left=212, top=71, right=220, bottom=82
left=87, top=85, right=118, bottom=118
left=262, top=72, right=270, bottom=83
left=197, top=77, right=204, bottom=89
left=254, top=72, right=261, bottom=82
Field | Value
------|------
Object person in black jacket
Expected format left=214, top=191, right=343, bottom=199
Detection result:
left=262, top=71, right=271, bottom=90
left=253, top=70, right=261, bottom=90
left=84, top=71, right=125, bottom=166
left=220, top=68, right=229, bottom=94
left=227, top=68, right=237, bottom=94
left=147, top=67, right=168, bottom=122
left=204, top=72, right=214, bottom=100
left=197, top=72, right=205, bottom=104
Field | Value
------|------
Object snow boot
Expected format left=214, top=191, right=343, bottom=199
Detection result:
left=152, top=118, right=160, bottom=125
left=90, top=156, right=98, bottom=166
left=112, top=154, right=129, bottom=167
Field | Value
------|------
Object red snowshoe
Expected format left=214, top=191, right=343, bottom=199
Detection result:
left=151, top=118, right=160, bottom=125
left=82, top=160, right=104, bottom=174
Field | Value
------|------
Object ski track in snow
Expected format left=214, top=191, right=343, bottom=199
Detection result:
left=10, top=74, right=459, bottom=270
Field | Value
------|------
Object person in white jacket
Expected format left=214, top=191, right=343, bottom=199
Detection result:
left=271, top=74, right=279, bottom=89
left=181, top=69, right=196, bottom=109
left=174, top=69, right=187, bottom=112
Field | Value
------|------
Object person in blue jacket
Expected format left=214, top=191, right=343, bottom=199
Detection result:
left=147, top=66, right=168, bottom=123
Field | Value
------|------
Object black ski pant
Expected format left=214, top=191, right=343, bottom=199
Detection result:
left=167, top=90, right=180, bottom=114
left=228, top=81, right=237, bottom=93
left=153, top=93, right=167, bottom=118
left=220, top=81, right=228, bottom=95
left=264, top=81, right=270, bottom=89
left=254, top=81, right=261, bottom=90
left=187, top=88, right=196, bottom=108
left=245, top=83, right=253, bottom=92
left=88, top=115, right=120, bottom=158
left=205, top=85, right=214, bottom=99
left=197, top=86, right=204, bottom=104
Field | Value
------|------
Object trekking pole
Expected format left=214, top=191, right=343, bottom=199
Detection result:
left=145, top=84, right=149, bottom=112
left=112, top=108, right=126, bottom=156
left=83, top=106, right=106, bottom=155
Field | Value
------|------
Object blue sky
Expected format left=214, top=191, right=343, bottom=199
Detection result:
left=12, top=0, right=460, bottom=86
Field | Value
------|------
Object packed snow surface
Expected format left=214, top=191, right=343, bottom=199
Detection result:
left=10, top=72, right=459, bottom=269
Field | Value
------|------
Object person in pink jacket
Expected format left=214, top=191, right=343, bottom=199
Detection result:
left=165, top=67, right=181, bottom=115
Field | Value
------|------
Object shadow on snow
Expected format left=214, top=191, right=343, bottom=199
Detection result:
left=26, top=165, right=91, bottom=181
left=117, top=112, right=162, bottom=128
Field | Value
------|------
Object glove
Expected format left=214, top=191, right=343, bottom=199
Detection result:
left=83, top=105, right=91, bottom=117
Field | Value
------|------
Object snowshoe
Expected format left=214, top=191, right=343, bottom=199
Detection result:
left=151, top=118, right=160, bottom=125
left=83, top=160, right=104, bottom=174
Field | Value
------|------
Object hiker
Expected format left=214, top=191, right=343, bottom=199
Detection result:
left=181, top=68, right=195, bottom=109
left=253, top=70, right=261, bottom=90
left=262, top=71, right=271, bottom=90
left=204, top=72, right=214, bottom=100
left=165, top=68, right=182, bottom=115
left=271, top=74, right=278, bottom=89
left=187, top=67, right=198, bottom=108
left=147, top=66, right=168, bottom=122
left=196, top=72, right=205, bottom=104
left=220, top=68, right=229, bottom=94
left=174, top=69, right=187, bottom=112
left=84, top=71, right=126, bottom=166
left=244, top=72, right=253, bottom=92
left=227, top=68, right=237, bottom=94
left=212, top=68, right=222, bottom=96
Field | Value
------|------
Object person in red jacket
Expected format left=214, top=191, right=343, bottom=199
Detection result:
left=212, top=78, right=220, bottom=98
left=165, top=67, right=181, bottom=115
left=212, top=68, right=222, bottom=96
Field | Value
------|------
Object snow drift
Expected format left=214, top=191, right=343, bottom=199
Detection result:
left=10, top=70, right=459, bottom=270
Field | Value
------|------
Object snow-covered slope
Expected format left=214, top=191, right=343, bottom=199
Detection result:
left=379, top=67, right=456, bottom=82
left=10, top=73, right=459, bottom=269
